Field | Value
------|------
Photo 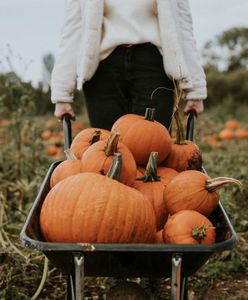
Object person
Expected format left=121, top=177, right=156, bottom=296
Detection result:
left=50, top=0, right=207, bottom=297
left=52, top=0, right=206, bottom=130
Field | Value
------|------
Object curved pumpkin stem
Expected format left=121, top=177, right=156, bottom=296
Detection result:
left=174, top=109, right=187, bottom=145
left=106, top=152, right=122, bottom=181
left=88, top=130, right=101, bottom=145
left=206, top=177, right=242, bottom=192
left=137, top=152, right=160, bottom=182
left=144, top=108, right=156, bottom=122
left=64, top=149, right=77, bottom=160
left=104, top=131, right=120, bottom=156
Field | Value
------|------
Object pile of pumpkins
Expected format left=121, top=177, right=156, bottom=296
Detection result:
left=40, top=119, right=84, bottom=159
left=219, top=119, right=248, bottom=140
left=201, top=118, right=248, bottom=148
left=40, top=108, right=241, bottom=245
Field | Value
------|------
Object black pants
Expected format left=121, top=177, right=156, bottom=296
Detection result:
left=83, top=43, right=175, bottom=130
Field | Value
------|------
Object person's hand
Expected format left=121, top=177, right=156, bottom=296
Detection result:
left=54, top=102, right=75, bottom=120
left=184, top=100, right=204, bottom=115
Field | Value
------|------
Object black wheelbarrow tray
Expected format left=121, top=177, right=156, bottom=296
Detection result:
left=20, top=114, right=239, bottom=300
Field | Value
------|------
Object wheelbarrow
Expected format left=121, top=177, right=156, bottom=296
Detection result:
left=20, top=113, right=238, bottom=299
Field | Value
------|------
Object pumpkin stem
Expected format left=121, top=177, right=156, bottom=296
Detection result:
left=191, top=226, right=207, bottom=243
left=174, top=109, right=187, bottom=145
left=206, top=177, right=242, bottom=192
left=88, top=130, right=101, bottom=145
left=144, top=108, right=156, bottom=122
left=64, top=149, right=77, bottom=160
left=104, top=131, right=120, bottom=156
left=137, top=152, right=160, bottom=182
left=106, top=153, right=122, bottom=181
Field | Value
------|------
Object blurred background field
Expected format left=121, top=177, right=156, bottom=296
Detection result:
left=0, top=27, right=248, bottom=299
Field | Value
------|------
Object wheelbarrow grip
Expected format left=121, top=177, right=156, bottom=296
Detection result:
left=186, top=111, right=196, bottom=142
left=62, top=114, right=72, bottom=150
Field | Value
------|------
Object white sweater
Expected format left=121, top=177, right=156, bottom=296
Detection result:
left=100, top=0, right=162, bottom=60
left=51, top=0, right=207, bottom=103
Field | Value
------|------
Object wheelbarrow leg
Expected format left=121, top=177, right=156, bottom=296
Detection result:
left=73, top=252, right=85, bottom=300
left=67, top=274, right=76, bottom=300
left=171, top=254, right=182, bottom=300
left=180, top=277, right=188, bottom=300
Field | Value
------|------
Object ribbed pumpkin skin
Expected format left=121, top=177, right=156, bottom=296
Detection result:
left=40, top=173, right=156, bottom=243
left=163, top=139, right=202, bottom=172
left=163, top=210, right=216, bottom=244
left=50, top=160, right=83, bottom=188
left=164, top=170, right=219, bottom=216
left=134, top=167, right=178, bottom=230
left=112, top=114, right=172, bottom=165
left=81, top=140, right=137, bottom=186
left=70, top=128, right=110, bottom=159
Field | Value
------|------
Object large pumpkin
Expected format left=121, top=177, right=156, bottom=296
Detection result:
left=163, top=109, right=202, bottom=172
left=40, top=154, right=156, bottom=243
left=70, top=127, right=110, bottom=159
left=112, top=108, right=172, bottom=165
left=163, top=210, right=216, bottom=244
left=164, top=170, right=241, bottom=216
left=81, top=131, right=137, bottom=186
left=133, top=152, right=178, bottom=230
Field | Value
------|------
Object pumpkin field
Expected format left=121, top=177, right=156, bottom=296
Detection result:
left=0, top=95, right=247, bottom=299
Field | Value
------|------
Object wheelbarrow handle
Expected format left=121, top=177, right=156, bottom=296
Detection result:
left=186, top=110, right=196, bottom=142
left=62, top=114, right=72, bottom=150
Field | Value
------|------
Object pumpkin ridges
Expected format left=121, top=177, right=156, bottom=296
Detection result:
left=41, top=171, right=156, bottom=243
left=81, top=136, right=137, bottom=186
left=163, top=210, right=216, bottom=244
left=164, top=170, right=241, bottom=216
left=112, top=110, right=172, bottom=165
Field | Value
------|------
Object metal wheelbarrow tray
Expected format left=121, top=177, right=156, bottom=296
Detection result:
left=20, top=114, right=239, bottom=299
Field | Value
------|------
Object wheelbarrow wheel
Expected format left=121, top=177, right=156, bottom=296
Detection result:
left=106, top=281, right=150, bottom=300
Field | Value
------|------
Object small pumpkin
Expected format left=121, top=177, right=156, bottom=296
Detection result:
left=219, top=129, right=235, bottom=140
left=134, top=152, right=178, bottom=230
left=224, top=119, right=240, bottom=130
left=112, top=108, right=172, bottom=165
left=46, top=145, right=58, bottom=156
left=163, top=210, right=216, bottom=244
left=70, top=127, right=110, bottom=159
left=163, top=109, right=202, bottom=172
left=164, top=170, right=241, bottom=216
left=41, top=130, right=53, bottom=140
left=40, top=153, right=156, bottom=243
left=235, top=129, right=248, bottom=139
left=50, top=149, right=83, bottom=188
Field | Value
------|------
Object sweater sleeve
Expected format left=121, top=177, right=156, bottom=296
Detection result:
left=51, top=0, right=82, bottom=103
left=177, top=0, right=207, bottom=100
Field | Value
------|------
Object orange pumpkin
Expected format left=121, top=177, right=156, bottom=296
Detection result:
left=224, top=119, right=240, bottom=130
left=40, top=154, right=156, bottom=243
left=163, top=109, right=202, bottom=172
left=81, top=131, right=137, bottom=186
left=164, top=170, right=241, bottom=216
left=70, top=127, right=110, bottom=159
left=235, top=129, right=248, bottom=139
left=219, top=129, right=235, bottom=140
left=155, top=230, right=164, bottom=244
left=50, top=149, right=83, bottom=188
left=133, top=152, right=178, bottom=230
left=163, top=210, right=216, bottom=244
left=112, top=108, right=172, bottom=165
left=45, top=119, right=58, bottom=128
left=41, top=130, right=53, bottom=140
left=46, top=145, right=58, bottom=156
